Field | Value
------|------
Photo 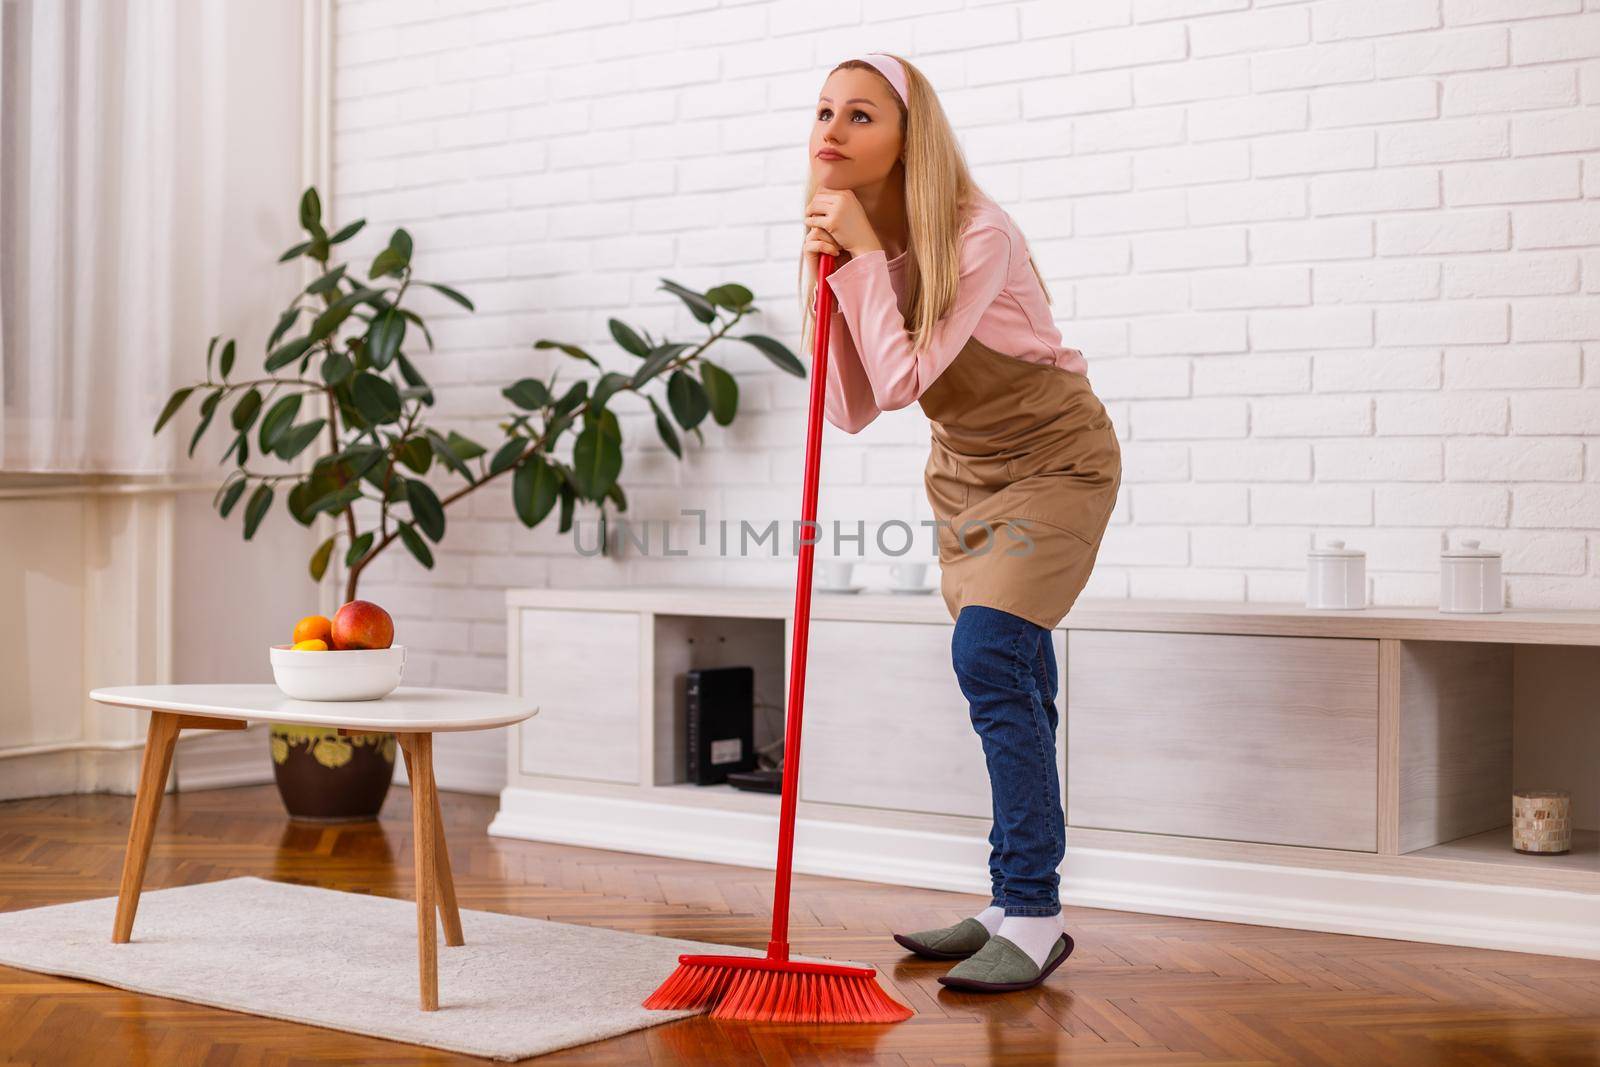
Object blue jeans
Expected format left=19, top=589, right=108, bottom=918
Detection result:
left=951, top=604, right=1063, bottom=917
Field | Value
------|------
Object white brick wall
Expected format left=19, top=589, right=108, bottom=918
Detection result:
left=329, top=0, right=1600, bottom=705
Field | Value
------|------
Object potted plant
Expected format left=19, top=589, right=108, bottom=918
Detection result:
left=154, top=185, right=805, bottom=819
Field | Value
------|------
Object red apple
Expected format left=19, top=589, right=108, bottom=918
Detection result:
left=330, top=600, right=394, bottom=650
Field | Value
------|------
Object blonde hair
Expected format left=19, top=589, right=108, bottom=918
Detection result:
left=798, top=53, right=1053, bottom=365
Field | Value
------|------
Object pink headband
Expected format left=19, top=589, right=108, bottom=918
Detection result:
left=841, top=51, right=908, bottom=108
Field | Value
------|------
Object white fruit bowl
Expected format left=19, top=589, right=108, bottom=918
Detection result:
left=269, top=644, right=406, bottom=701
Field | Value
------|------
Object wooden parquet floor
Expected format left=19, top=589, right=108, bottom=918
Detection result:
left=2, top=784, right=1598, bottom=1066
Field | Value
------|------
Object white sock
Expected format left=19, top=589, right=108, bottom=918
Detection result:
left=971, top=904, right=1005, bottom=936
left=997, top=914, right=1063, bottom=968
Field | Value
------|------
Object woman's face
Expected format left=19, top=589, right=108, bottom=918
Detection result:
left=811, top=67, right=903, bottom=188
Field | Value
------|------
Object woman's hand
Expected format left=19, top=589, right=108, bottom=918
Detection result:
left=804, top=225, right=849, bottom=280
left=806, top=186, right=883, bottom=258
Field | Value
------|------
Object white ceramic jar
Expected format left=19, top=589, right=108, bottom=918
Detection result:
left=1307, top=539, right=1367, bottom=609
left=1440, top=538, right=1503, bottom=613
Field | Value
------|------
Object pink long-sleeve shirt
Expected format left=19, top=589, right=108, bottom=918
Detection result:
left=821, top=192, right=1088, bottom=435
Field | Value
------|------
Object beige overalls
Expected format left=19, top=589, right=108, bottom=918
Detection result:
left=917, top=335, right=1122, bottom=631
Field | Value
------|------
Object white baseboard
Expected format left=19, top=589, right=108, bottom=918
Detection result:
left=488, top=784, right=1600, bottom=962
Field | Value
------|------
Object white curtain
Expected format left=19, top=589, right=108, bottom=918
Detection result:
left=0, top=0, right=233, bottom=474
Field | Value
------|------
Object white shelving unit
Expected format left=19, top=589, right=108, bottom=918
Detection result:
left=490, top=585, right=1600, bottom=960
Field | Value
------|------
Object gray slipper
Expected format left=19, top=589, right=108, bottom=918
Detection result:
left=892, top=916, right=992, bottom=960
left=936, top=931, right=1074, bottom=992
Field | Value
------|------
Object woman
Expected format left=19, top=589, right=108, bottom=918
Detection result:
left=799, top=52, right=1122, bottom=994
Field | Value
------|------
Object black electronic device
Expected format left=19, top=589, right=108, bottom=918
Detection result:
left=685, top=665, right=757, bottom=785
left=725, top=768, right=784, bottom=794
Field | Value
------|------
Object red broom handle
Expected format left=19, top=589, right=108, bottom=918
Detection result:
left=767, top=251, right=837, bottom=961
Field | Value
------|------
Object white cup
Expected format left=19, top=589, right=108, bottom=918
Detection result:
left=889, top=561, right=927, bottom=590
left=815, top=559, right=855, bottom=590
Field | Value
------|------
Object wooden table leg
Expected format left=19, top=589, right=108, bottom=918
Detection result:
left=112, top=710, right=181, bottom=943
left=400, top=736, right=464, bottom=946
left=400, top=732, right=439, bottom=1011
left=112, top=713, right=245, bottom=944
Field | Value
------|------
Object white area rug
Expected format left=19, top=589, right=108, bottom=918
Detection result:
left=0, top=876, right=866, bottom=1061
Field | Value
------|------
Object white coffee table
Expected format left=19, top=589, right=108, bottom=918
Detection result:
left=87, top=684, right=539, bottom=1011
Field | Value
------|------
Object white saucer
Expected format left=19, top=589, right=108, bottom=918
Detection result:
left=816, top=584, right=866, bottom=594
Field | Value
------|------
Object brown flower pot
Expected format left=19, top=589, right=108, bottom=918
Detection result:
left=270, top=725, right=396, bottom=821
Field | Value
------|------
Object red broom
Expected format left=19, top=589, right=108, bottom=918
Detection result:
left=643, top=252, right=913, bottom=1023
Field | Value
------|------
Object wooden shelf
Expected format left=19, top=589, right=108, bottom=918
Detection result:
left=500, top=586, right=1600, bottom=960
left=506, top=585, right=1600, bottom=645
left=1408, top=826, right=1600, bottom=876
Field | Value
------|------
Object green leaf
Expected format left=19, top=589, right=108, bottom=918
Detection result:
left=216, top=475, right=248, bottom=517
left=265, top=336, right=314, bottom=372
left=267, top=308, right=303, bottom=351
left=286, top=479, right=313, bottom=525
left=557, top=481, right=576, bottom=533
left=370, top=228, right=413, bottom=279
left=512, top=456, right=560, bottom=527
left=739, top=334, right=806, bottom=377
left=367, top=307, right=405, bottom=370
left=309, top=536, right=335, bottom=582
left=444, top=430, right=486, bottom=461
left=666, top=369, right=709, bottom=431
left=230, top=387, right=262, bottom=431
left=307, top=482, right=362, bottom=517
left=153, top=386, right=195, bottom=436
left=571, top=423, right=623, bottom=500
left=258, top=393, right=302, bottom=452
left=188, top=389, right=224, bottom=458
left=398, top=435, right=432, bottom=474
left=705, top=283, right=754, bottom=311
left=278, top=240, right=311, bottom=263
left=309, top=287, right=385, bottom=344
left=369, top=247, right=405, bottom=279
left=421, top=281, right=474, bottom=311
left=345, top=530, right=374, bottom=567
left=243, top=484, right=274, bottom=540
left=205, top=336, right=220, bottom=378
left=395, top=350, right=429, bottom=386
left=398, top=311, right=435, bottom=352
left=321, top=347, right=352, bottom=384
left=590, top=371, right=633, bottom=414
left=503, top=378, right=552, bottom=410
left=424, top=429, right=476, bottom=484
left=647, top=395, right=681, bottom=458
left=609, top=318, right=649, bottom=357
left=533, top=339, right=601, bottom=368
left=699, top=360, right=738, bottom=426
left=659, top=279, right=716, bottom=324
left=273, top=418, right=327, bottom=461
left=552, top=379, right=589, bottom=418
left=219, top=340, right=237, bottom=380
left=220, top=429, right=250, bottom=468
left=306, top=264, right=347, bottom=296
left=489, top=436, right=525, bottom=475
left=631, top=342, right=692, bottom=389
left=351, top=372, right=402, bottom=425
left=299, top=187, right=322, bottom=233
left=329, top=218, right=366, bottom=245
left=397, top=521, right=434, bottom=568
left=405, top=478, right=446, bottom=541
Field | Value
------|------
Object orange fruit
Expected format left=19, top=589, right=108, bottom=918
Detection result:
left=292, top=638, right=329, bottom=652
left=292, top=614, right=333, bottom=645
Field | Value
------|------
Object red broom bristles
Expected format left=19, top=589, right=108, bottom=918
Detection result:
left=644, top=954, right=912, bottom=1023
